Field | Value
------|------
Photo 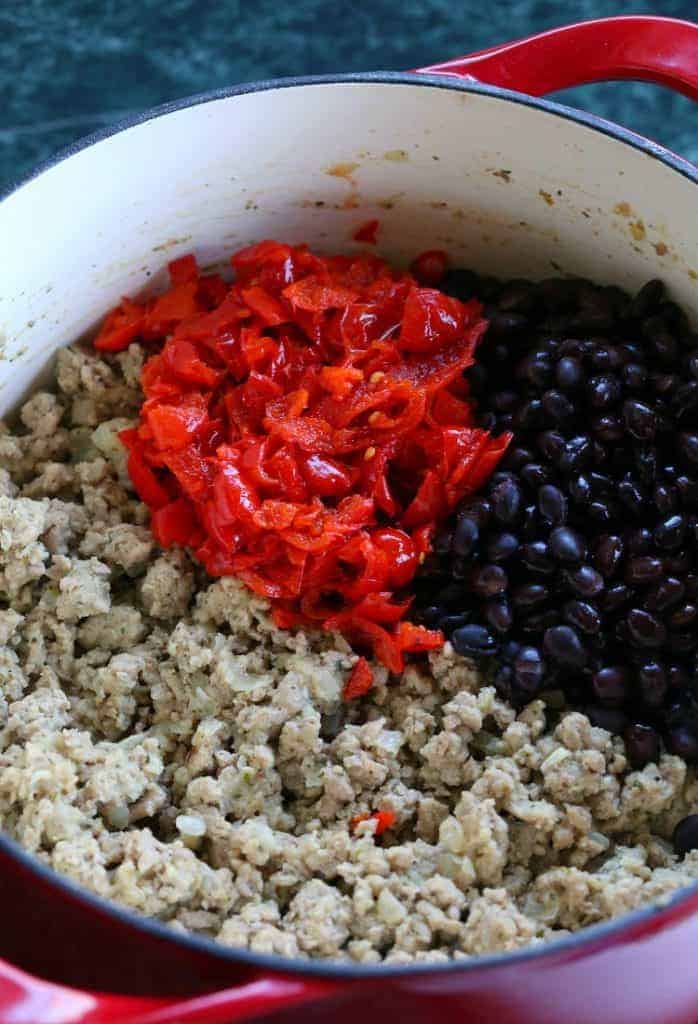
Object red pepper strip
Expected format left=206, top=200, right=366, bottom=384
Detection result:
left=409, top=250, right=448, bottom=287
left=94, top=298, right=144, bottom=352
left=127, top=449, right=170, bottom=508
left=343, top=657, right=374, bottom=700
left=151, top=497, right=198, bottom=546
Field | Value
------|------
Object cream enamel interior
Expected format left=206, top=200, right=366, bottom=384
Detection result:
left=1, top=78, right=696, bottom=416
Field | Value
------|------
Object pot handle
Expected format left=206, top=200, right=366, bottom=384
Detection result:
left=417, top=15, right=698, bottom=100
left=0, top=955, right=343, bottom=1024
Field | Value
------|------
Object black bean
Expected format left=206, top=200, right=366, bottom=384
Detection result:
left=670, top=603, right=698, bottom=630
left=666, top=723, right=698, bottom=762
left=556, top=356, right=585, bottom=390
left=492, top=390, right=519, bottom=413
left=566, top=565, right=605, bottom=597
left=550, top=526, right=586, bottom=564
left=678, top=432, right=698, bottom=464
left=624, top=723, right=660, bottom=768
left=542, top=389, right=575, bottom=423
left=625, top=556, right=664, bottom=585
left=483, top=597, right=513, bottom=634
left=439, top=613, right=471, bottom=634
left=650, top=371, right=679, bottom=397
left=588, top=375, right=622, bottom=409
left=520, top=540, right=555, bottom=575
left=664, top=549, right=692, bottom=575
left=588, top=500, right=616, bottom=526
left=626, top=609, right=667, bottom=648
left=687, top=351, right=698, bottom=380
left=654, top=514, right=685, bottom=550
left=676, top=475, right=698, bottom=508
left=672, top=382, right=698, bottom=418
left=520, top=609, right=561, bottom=633
left=520, top=463, right=550, bottom=489
left=502, top=446, right=534, bottom=471
left=673, top=815, right=698, bottom=857
left=592, top=666, right=628, bottom=706
left=626, top=527, right=653, bottom=554
left=592, top=414, right=624, bottom=442
left=420, top=606, right=443, bottom=628
left=491, top=479, right=522, bottom=524
left=637, top=662, right=668, bottom=708
left=595, top=535, right=624, bottom=578
left=511, top=583, right=549, bottom=608
left=537, top=484, right=567, bottom=524
left=514, top=646, right=546, bottom=693
left=644, top=577, right=685, bottom=613
left=586, top=706, right=628, bottom=733
left=564, top=600, right=601, bottom=635
left=544, top=625, right=587, bottom=668
left=558, top=435, right=593, bottom=475
left=667, top=664, right=690, bottom=691
left=486, top=532, right=519, bottom=563
left=622, top=400, right=657, bottom=441
left=471, top=565, right=509, bottom=597
left=489, top=312, right=529, bottom=335
left=622, top=363, right=648, bottom=390
left=492, top=664, right=513, bottom=699
left=568, top=474, right=592, bottom=505
left=653, top=484, right=679, bottom=516
left=519, top=354, right=552, bottom=390
left=452, top=624, right=497, bottom=657
left=453, top=516, right=479, bottom=557
left=441, top=268, right=479, bottom=300
left=497, top=280, right=535, bottom=312
left=600, top=583, right=633, bottom=612
left=459, top=497, right=492, bottom=527
left=630, top=279, right=664, bottom=318
left=537, top=430, right=566, bottom=462
left=667, top=632, right=698, bottom=654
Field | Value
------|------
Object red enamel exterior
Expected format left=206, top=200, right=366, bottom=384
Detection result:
left=1, top=15, right=697, bottom=1024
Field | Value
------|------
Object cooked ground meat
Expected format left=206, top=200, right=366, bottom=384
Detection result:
left=2, top=340, right=698, bottom=963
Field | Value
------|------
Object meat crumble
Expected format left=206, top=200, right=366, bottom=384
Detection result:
left=2, top=339, right=698, bottom=963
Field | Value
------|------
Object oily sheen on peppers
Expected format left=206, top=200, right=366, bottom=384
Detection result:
left=95, top=241, right=509, bottom=672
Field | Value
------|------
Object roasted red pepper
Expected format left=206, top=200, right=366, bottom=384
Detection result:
left=96, top=242, right=509, bottom=670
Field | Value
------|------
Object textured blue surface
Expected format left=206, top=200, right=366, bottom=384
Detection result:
left=1, top=0, right=696, bottom=190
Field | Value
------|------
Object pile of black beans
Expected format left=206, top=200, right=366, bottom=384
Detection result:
left=414, top=270, right=698, bottom=770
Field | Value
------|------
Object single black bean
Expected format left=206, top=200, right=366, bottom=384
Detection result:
left=491, top=479, right=522, bottom=524
left=438, top=613, right=471, bottom=634
left=420, top=606, right=443, bottom=628
left=502, top=446, right=534, bottom=471
left=566, top=565, right=605, bottom=597
left=625, top=556, right=664, bottom=585
left=520, top=608, right=561, bottom=633
left=592, top=414, right=624, bottom=442
left=512, top=583, right=549, bottom=608
left=452, top=624, right=497, bottom=657
left=666, top=723, right=698, bottom=762
left=492, top=664, right=514, bottom=699
left=588, top=501, right=616, bottom=526
left=622, top=363, right=648, bottom=390
left=644, top=577, right=685, bottom=613
left=568, top=474, right=592, bottom=505
left=586, top=706, right=628, bottom=733
left=637, top=661, right=668, bottom=708
left=564, top=600, right=601, bottom=635
left=520, top=463, right=550, bottom=489
left=673, top=815, right=698, bottom=857
left=514, top=646, right=546, bottom=692
left=654, top=514, right=685, bottom=550
left=622, top=399, right=657, bottom=441
left=471, top=564, right=509, bottom=597
left=459, top=497, right=492, bottom=527
left=600, top=583, right=633, bottom=612
left=556, top=356, right=585, bottom=390
left=672, top=381, right=698, bottom=418
left=486, top=532, right=519, bottom=563
left=520, top=540, right=556, bottom=575
left=595, top=535, right=624, bottom=578
left=653, top=484, right=679, bottom=515
left=488, top=312, right=530, bottom=335
left=537, top=484, right=568, bottom=524
left=676, top=475, right=698, bottom=508
left=452, top=516, right=479, bottom=557
left=626, top=527, right=653, bottom=555
left=667, top=664, right=690, bottom=690
left=678, top=432, right=698, bottom=464
left=542, top=389, right=575, bottom=423
left=670, top=603, right=698, bottom=630
left=550, top=526, right=586, bottom=563
left=626, top=609, right=667, bottom=648
left=483, top=597, right=514, bottom=634
left=630, top=279, right=664, bottom=318
left=592, top=666, right=628, bottom=706
left=667, top=632, right=698, bottom=654
left=492, top=390, right=519, bottom=413
left=664, top=549, right=692, bottom=574
left=543, top=625, right=587, bottom=668
left=624, top=723, right=660, bottom=768
left=537, top=430, right=566, bottom=462
left=558, top=435, right=593, bottom=475
left=588, top=375, right=622, bottom=409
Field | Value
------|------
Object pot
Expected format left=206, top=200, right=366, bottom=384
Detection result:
left=1, top=15, right=697, bottom=1024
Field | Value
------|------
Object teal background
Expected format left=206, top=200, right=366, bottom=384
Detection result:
left=1, top=0, right=696, bottom=191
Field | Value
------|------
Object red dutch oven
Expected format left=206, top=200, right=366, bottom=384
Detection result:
left=1, top=15, right=698, bottom=1024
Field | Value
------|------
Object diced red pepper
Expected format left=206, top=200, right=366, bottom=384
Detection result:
left=350, top=809, right=396, bottom=835
left=343, top=657, right=374, bottom=700
left=103, top=242, right=505, bottom=672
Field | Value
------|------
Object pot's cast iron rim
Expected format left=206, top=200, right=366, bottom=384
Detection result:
left=2, top=69, right=697, bottom=981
